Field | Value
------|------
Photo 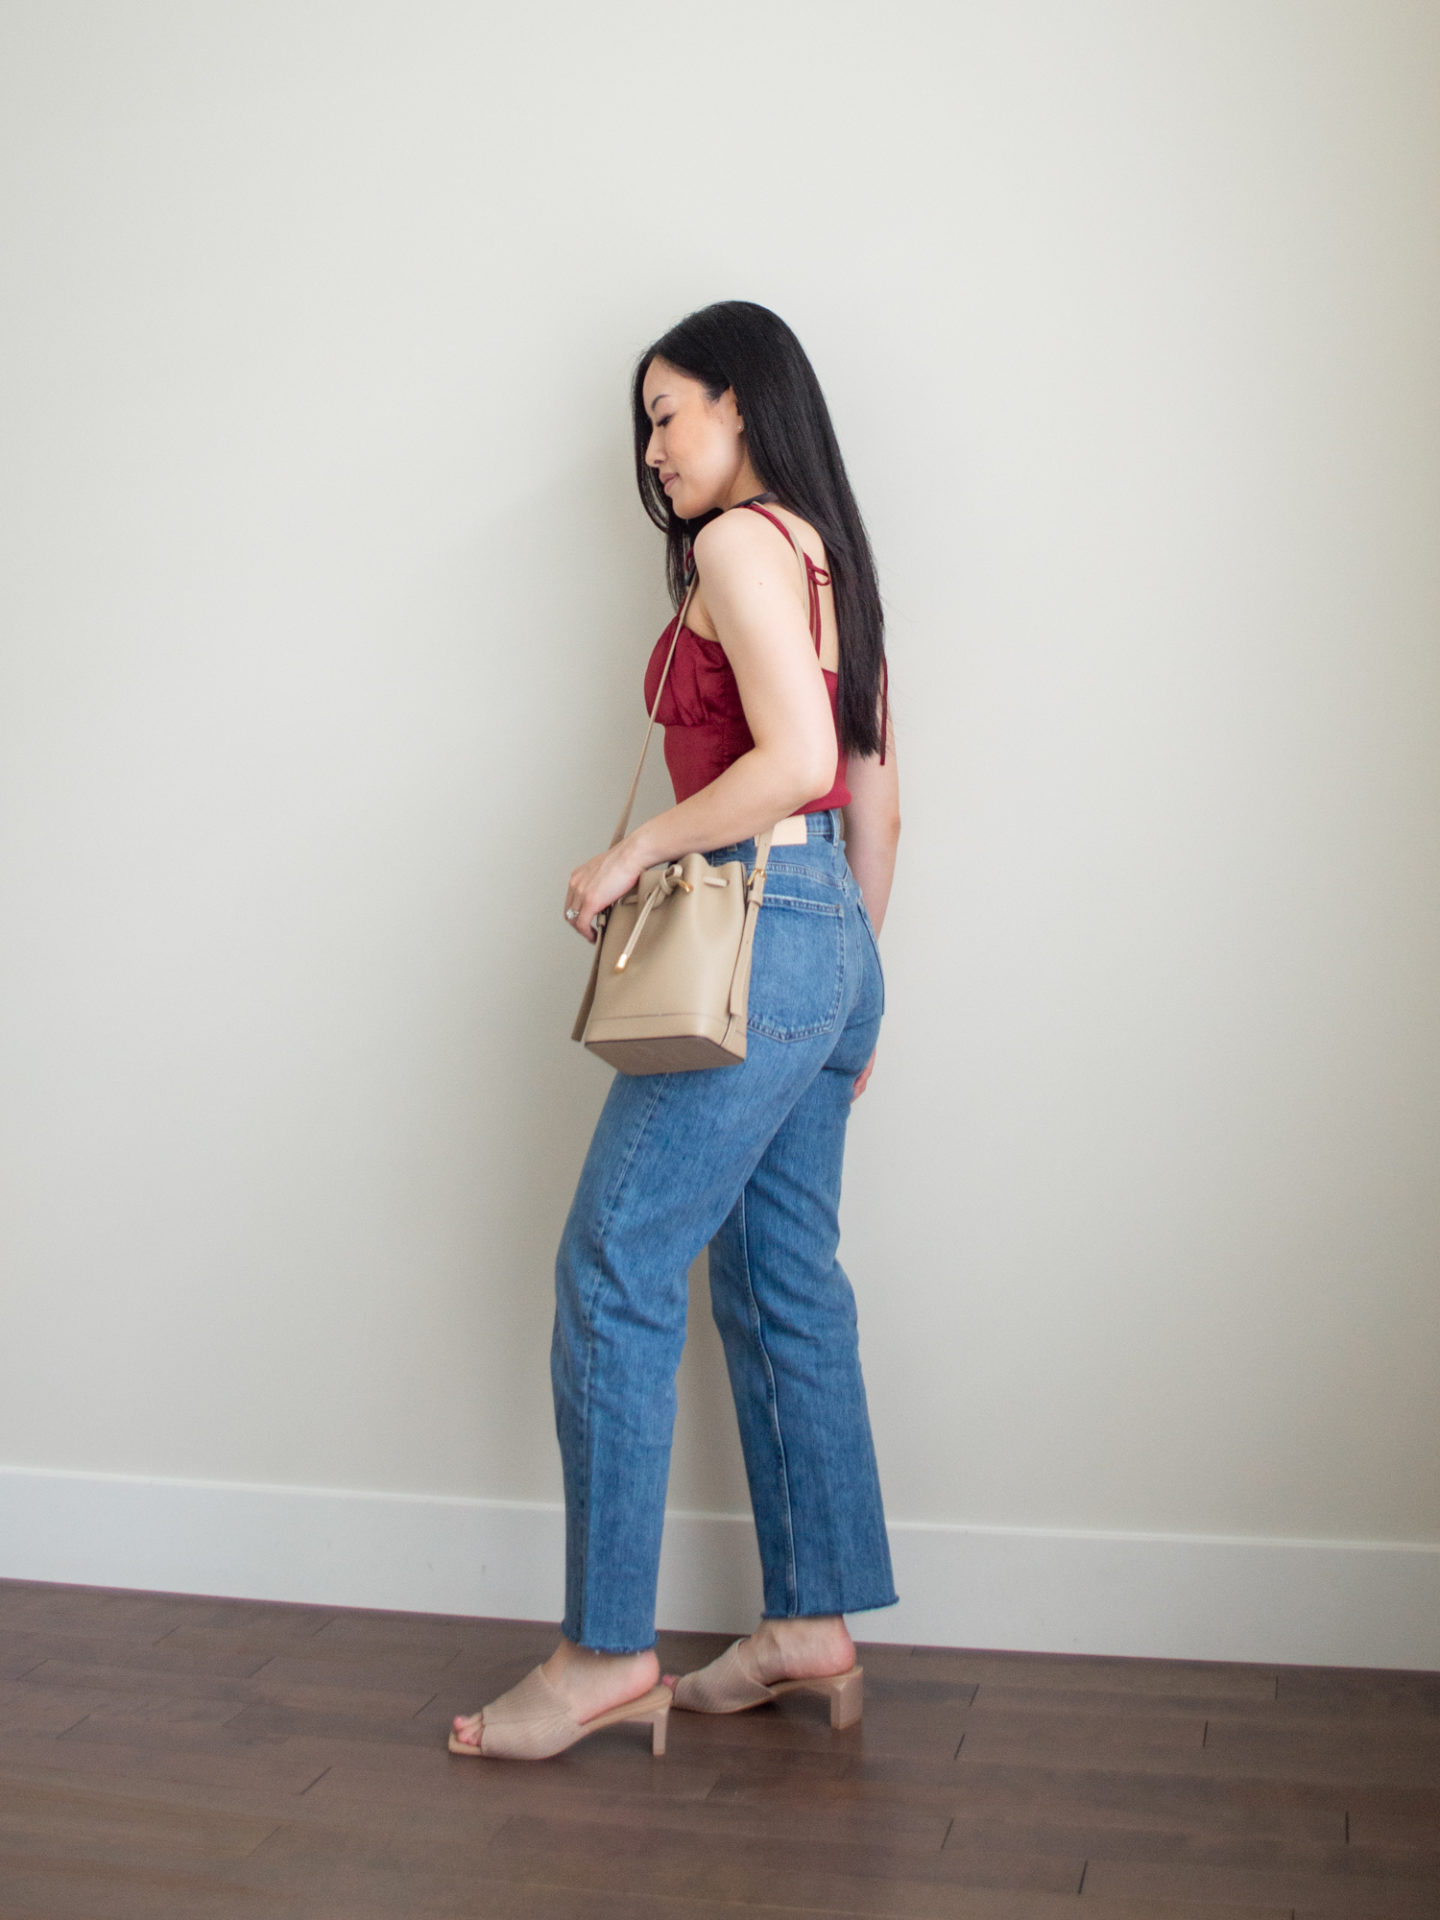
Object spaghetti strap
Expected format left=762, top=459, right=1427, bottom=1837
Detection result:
left=741, top=501, right=824, bottom=652
left=740, top=499, right=887, bottom=757
left=739, top=501, right=793, bottom=543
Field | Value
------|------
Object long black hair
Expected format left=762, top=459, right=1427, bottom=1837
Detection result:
left=631, top=300, right=888, bottom=763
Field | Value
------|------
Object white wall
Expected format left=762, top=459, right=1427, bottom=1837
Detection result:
left=3, top=0, right=1438, bottom=1664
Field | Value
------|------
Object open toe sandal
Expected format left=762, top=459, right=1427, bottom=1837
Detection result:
left=672, top=1637, right=864, bottom=1729
left=448, top=1664, right=673, bottom=1760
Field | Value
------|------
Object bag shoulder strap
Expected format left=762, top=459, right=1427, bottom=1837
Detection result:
left=608, top=566, right=699, bottom=848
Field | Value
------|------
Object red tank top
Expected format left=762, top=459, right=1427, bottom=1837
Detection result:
left=642, top=501, right=887, bottom=812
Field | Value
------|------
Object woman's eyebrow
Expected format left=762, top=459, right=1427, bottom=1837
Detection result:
left=647, top=393, right=671, bottom=415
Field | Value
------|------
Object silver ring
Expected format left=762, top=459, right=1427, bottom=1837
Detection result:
left=565, top=907, right=578, bottom=921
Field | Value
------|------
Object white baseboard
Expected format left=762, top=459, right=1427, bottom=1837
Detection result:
left=2, top=1465, right=1435, bottom=1669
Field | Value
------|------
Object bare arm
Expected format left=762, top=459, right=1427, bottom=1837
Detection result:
left=622, top=512, right=835, bottom=868
left=565, top=513, right=894, bottom=956
left=841, top=694, right=900, bottom=933
left=840, top=692, right=898, bottom=1101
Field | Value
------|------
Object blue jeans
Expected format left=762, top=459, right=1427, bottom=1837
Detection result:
left=551, top=807, right=898, bottom=1651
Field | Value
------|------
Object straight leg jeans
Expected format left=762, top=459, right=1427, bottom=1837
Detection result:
left=551, top=806, right=898, bottom=1652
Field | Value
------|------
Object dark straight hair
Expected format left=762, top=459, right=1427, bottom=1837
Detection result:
left=630, top=300, right=888, bottom=763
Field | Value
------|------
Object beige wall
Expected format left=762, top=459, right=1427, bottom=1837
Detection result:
left=2, top=0, right=1438, bottom=1640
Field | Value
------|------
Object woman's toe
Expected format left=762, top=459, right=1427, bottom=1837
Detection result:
left=452, top=1711, right=483, bottom=1746
left=662, top=1672, right=677, bottom=1689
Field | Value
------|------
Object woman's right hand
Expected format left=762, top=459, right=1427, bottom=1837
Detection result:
left=564, top=835, right=653, bottom=943
left=851, top=1046, right=877, bottom=1100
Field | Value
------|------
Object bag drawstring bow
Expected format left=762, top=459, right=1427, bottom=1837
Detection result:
left=612, top=864, right=729, bottom=970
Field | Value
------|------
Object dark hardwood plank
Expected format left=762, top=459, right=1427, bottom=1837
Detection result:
left=716, top=1758, right=1348, bottom=1844
left=1349, top=1805, right=1440, bottom=1849
left=11, top=1657, right=428, bottom=1717
left=0, top=1627, right=274, bottom=1679
left=233, top=1809, right=1082, bottom=1909
left=141, top=1624, right=366, bottom=1662
left=0, top=1581, right=219, bottom=1633
left=0, top=1729, right=326, bottom=1795
left=907, top=1647, right=1279, bottom=1703
left=1085, top=1852, right=1440, bottom=1916
left=0, top=1852, right=284, bottom=1920
left=0, top=1770, right=276, bottom=1864
left=955, top=1704, right=1208, bottom=1764
left=0, top=1855, right=1299, bottom=1920
left=1274, top=1665, right=1440, bottom=1716
left=0, top=1754, right=325, bottom=1824
left=0, top=1686, right=95, bottom=1737
left=948, top=1815, right=1437, bottom=1879
left=972, top=1683, right=1265, bottom=1720
left=1201, top=1711, right=1440, bottom=1784
left=306, top=1772, right=954, bottom=1848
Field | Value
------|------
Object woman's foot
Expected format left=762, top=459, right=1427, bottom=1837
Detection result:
left=662, top=1613, right=855, bottom=1692
left=451, top=1636, right=661, bottom=1751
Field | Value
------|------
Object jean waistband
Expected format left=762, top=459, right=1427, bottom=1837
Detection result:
left=736, top=808, right=841, bottom=845
left=796, top=807, right=843, bottom=841
left=706, top=807, right=844, bottom=863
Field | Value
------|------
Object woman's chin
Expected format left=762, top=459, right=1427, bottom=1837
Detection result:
left=673, top=492, right=718, bottom=521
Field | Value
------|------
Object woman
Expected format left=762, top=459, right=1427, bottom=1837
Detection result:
left=451, top=300, right=900, bottom=1761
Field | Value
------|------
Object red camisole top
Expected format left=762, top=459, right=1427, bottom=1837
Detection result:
left=641, top=500, right=888, bottom=813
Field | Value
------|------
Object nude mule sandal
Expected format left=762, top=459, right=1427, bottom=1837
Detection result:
left=448, top=1665, right=673, bottom=1760
left=671, top=1637, right=864, bottom=1729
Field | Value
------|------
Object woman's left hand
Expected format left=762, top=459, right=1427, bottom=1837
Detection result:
left=564, top=841, right=649, bottom=943
left=851, top=1046, right=878, bottom=1100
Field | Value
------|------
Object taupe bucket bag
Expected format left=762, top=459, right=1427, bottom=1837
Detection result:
left=572, top=517, right=816, bottom=1073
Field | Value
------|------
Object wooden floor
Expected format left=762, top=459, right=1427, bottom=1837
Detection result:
left=0, top=1579, right=1437, bottom=1918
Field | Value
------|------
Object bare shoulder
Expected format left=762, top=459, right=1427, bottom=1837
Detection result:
left=690, top=507, right=783, bottom=575
left=691, top=504, right=823, bottom=594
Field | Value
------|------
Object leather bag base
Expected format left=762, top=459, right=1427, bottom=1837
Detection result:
left=580, top=1019, right=746, bottom=1075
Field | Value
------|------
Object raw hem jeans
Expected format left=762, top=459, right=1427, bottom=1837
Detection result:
left=551, top=807, right=898, bottom=1652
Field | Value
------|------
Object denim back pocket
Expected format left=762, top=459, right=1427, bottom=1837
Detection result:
left=746, top=859, right=846, bottom=1042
